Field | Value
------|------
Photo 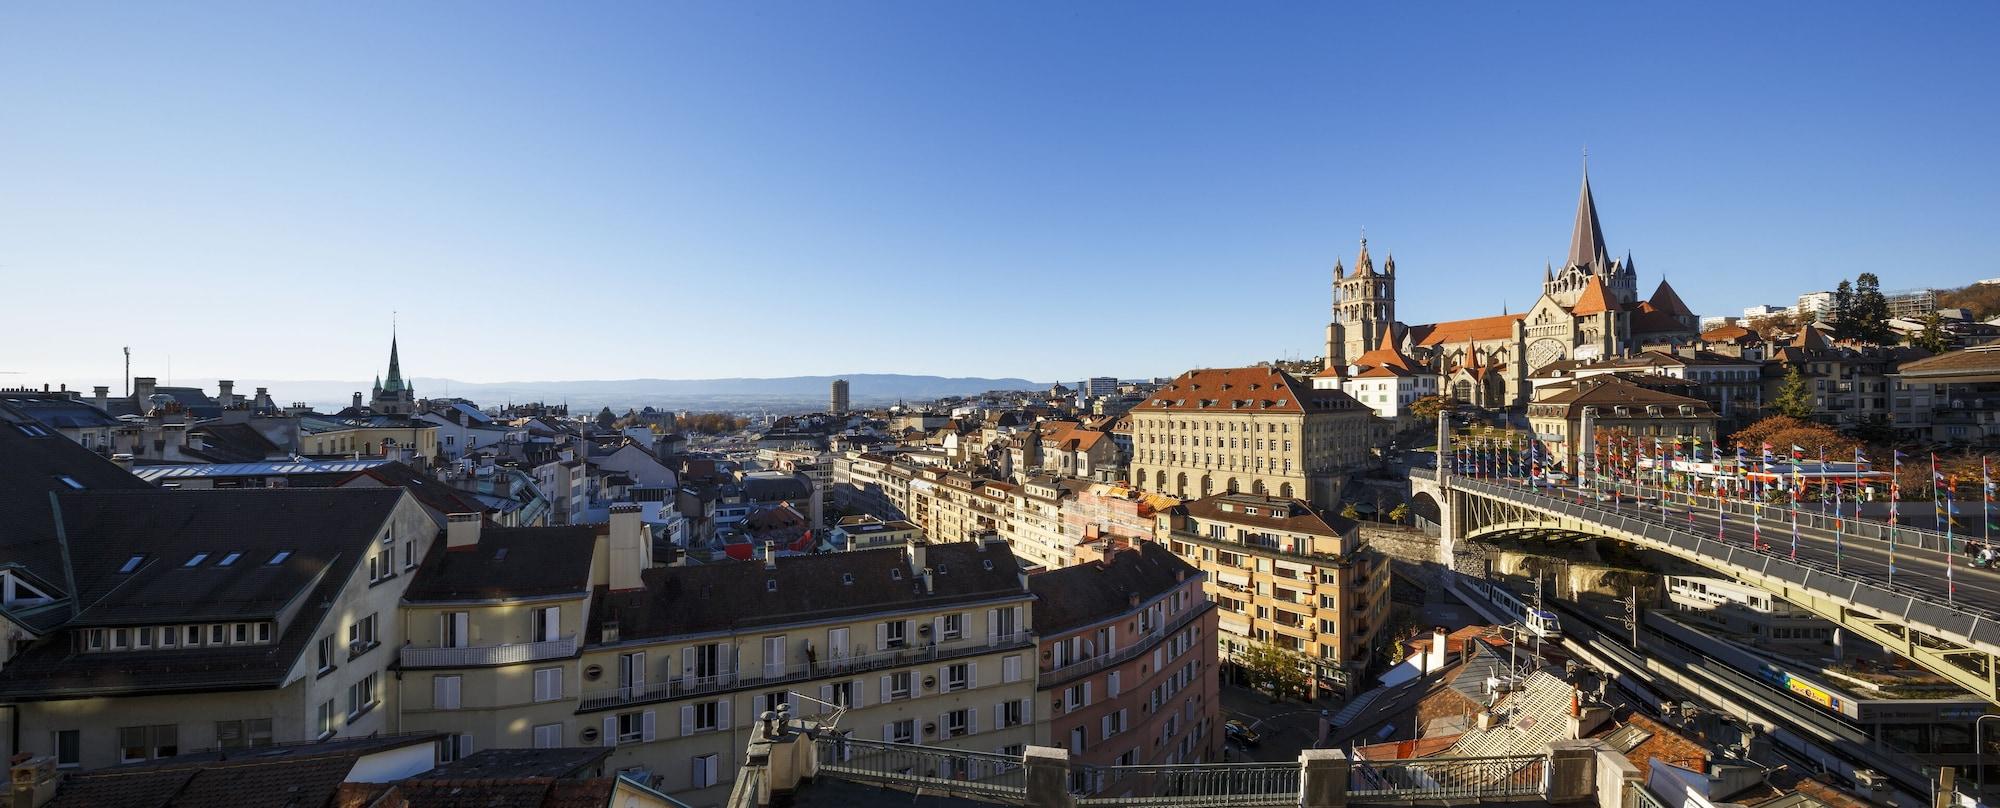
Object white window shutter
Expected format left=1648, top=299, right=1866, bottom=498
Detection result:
left=877, top=623, right=888, bottom=649
left=1003, top=655, right=1020, bottom=684
left=604, top=716, right=618, bottom=747
left=1011, top=607, right=1022, bottom=639
left=704, top=754, right=718, bottom=785
left=1108, top=671, right=1120, bottom=698
left=995, top=703, right=1005, bottom=731
left=717, top=698, right=732, bottom=730
left=1022, top=698, right=1033, bottom=723
left=880, top=676, right=892, bottom=703
left=641, top=709, right=656, bottom=742
left=969, top=709, right=978, bottom=735
left=680, top=706, right=695, bottom=737
left=1083, top=681, right=1092, bottom=706
left=938, top=713, right=949, bottom=739
left=852, top=679, right=867, bottom=708
left=939, top=666, right=950, bottom=692
left=1154, top=649, right=1164, bottom=672
left=785, top=692, right=797, bottom=713
left=820, top=685, right=833, bottom=714
left=986, top=610, right=998, bottom=645
left=1101, top=715, right=1111, bottom=739
left=933, top=616, right=944, bottom=642
left=1119, top=708, right=1128, bottom=731
left=633, top=651, right=647, bottom=688
left=968, top=661, right=978, bottom=689
left=903, top=620, right=914, bottom=645
left=883, top=723, right=895, bottom=741
left=1108, top=626, right=1117, bottom=652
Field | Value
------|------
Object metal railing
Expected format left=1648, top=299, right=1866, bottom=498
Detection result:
left=580, top=631, right=1035, bottom=711
left=398, top=635, right=577, bottom=668
left=813, top=736, right=1026, bottom=799
left=1630, top=779, right=1670, bottom=808
left=1348, top=754, right=1549, bottom=801
left=1042, top=603, right=1213, bottom=686
left=1073, top=761, right=1300, bottom=806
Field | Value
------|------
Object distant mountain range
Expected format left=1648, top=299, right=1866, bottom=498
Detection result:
left=229, top=374, right=1050, bottom=414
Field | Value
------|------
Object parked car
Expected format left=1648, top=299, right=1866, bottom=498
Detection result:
left=1224, top=719, right=1261, bottom=747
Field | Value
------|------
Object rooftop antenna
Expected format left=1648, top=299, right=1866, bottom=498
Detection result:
left=123, top=347, right=131, bottom=397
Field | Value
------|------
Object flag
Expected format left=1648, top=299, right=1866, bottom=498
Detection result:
left=1791, top=444, right=1805, bottom=459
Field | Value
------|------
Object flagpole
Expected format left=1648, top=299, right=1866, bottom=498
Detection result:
left=1890, top=451, right=1902, bottom=587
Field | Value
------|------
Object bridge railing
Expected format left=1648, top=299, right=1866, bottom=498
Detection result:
left=1448, top=474, right=2000, bottom=655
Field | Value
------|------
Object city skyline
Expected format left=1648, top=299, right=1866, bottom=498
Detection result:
left=4, top=3, right=1998, bottom=385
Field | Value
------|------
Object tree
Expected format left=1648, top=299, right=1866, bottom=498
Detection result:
left=1410, top=394, right=1450, bottom=423
left=1728, top=415, right=1859, bottom=457
left=1850, top=273, right=1894, bottom=344
left=1772, top=366, right=1814, bottom=419
left=1912, top=311, right=1951, bottom=354
left=1388, top=503, right=1409, bottom=524
left=1831, top=280, right=1855, bottom=340
left=1340, top=503, right=1360, bottom=520
left=594, top=406, right=617, bottom=429
left=1238, top=642, right=1311, bottom=701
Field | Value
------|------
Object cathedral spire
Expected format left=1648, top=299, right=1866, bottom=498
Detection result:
left=384, top=325, right=404, bottom=393
left=1352, top=232, right=1373, bottom=277
left=1567, top=162, right=1609, bottom=271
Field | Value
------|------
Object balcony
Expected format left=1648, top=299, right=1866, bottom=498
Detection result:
left=1040, top=602, right=1212, bottom=687
left=399, top=635, right=578, bottom=668
left=580, top=630, right=1035, bottom=712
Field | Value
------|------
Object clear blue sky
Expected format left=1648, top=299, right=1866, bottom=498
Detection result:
left=4, top=3, right=1996, bottom=388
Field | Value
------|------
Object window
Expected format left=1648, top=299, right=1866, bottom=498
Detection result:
left=215, top=718, right=273, bottom=749
left=944, top=663, right=971, bottom=693
left=761, top=690, right=790, bottom=715
left=619, top=711, right=649, bottom=743
left=827, top=680, right=855, bottom=708
left=1069, top=725, right=1086, bottom=751
left=532, top=605, right=560, bottom=643
left=692, top=701, right=721, bottom=732
left=120, top=725, right=177, bottom=763
left=1103, top=708, right=1128, bottom=738
left=348, top=673, right=378, bottom=718
left=403, top=541, right=415, bottom=570
left=887, top=719, right=916, bottom=744
left=110, top=629, right=128, bottom=650
left=1002, top=654, right=1022, bottom=683
left=256, top=622, right=271, bottom=643
left=119, top=555, right=145, bottom=574
left=692, top=753, right=721, bottom=789
left=134, top=627, right=153, bottom=649
left=184, top=626, right=202, bottom=646
left=317, top=700, right=336, bottom=739
left=184, top=553, right=209, bottom=567
left=533, top=723, right=562, bottom=749
left=944, top=708, right=972, bottom=738
left=53, top=730, right=79, bottom=768
left=940, top=613, right=964, bottom=641
left=159, top=626, right=176, bottom=648
left=999, top=699, right=1025, bottom=728
left=268, top=550, right=291, bottom=565
left=349, top=613, right=378, bottom=655
left=217, top=552, right=242, bottom=567
left=434, top=675, right=462, bottom=710
left=441, top=612, right=468, bottom=648
left=209, top=624, right=226, bottom=645
left=233, top=623, right=249, bottom=643
left=887, top=671, right=913, bottom=701
left=317, top=635, right=335, bottom=673
left=439, top=734, right=473, bottom=763
left=534, top=667, right=563, bottom=702
left=883, top=620, right=907, bottom=648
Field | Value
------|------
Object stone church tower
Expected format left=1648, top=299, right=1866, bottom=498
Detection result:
left=1324, top=235, right=1395, bottom=370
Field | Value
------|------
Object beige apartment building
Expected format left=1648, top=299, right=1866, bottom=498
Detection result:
left=572, top=536, right=1039, bottom=805
left=1155, top=492, right=1390, bottom=698
left=397, top=514, right=605, bottom=757
left=1128, top=367, right=1382, bottom=511
left=1030, top=543, right=1220, bottom=793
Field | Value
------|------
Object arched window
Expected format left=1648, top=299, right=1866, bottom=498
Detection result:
left=1279, top=482, right=1294, bottom=499
left=1200, top=475, right=1213, bottom=497
left=1251, top=480, right=1267, bottom=496
left=1175, top=473, right=1189, bottom=498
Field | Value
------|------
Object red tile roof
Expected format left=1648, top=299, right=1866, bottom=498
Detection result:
left=1571, top=275, right=1614, bottom=315
left=1409, top=313, right=1525, bottom=346
left=1137, top=367, right=1364, bottom=414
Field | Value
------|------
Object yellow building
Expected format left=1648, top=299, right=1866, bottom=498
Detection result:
left=1154, top=492, right=1390, bottom=698
left=1128, top=367, right=1383, bottom=511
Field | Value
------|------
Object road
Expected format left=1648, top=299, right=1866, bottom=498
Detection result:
left=1457, top=472, right=2000, bottom=618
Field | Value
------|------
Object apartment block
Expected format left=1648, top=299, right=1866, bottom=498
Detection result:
left=1154, top=492, right=1390, bottom=698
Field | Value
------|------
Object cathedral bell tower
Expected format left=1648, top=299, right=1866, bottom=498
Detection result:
left=1326, top=234, right=1395, bottom=370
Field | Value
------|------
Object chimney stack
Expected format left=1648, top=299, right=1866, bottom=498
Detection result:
left=446, top=513, right=482, bottom=550
left=609, top=504, right=650, bottom=591
left=132, top=377, right=157, bottom=404
left=91, top=386, right=109, bottom=411
left=217, top=380, right=234, bottom=405
left=905, top=537, right=928, bottom=580
left=1426, top=626, right=1448, bottom=673
left=764, top=542, right=778, bottom=571
left=352, top=392, right=363, bottom=410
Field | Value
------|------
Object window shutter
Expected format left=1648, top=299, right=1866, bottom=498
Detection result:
left=717, top=699, right=732, bottom=730
left=1101, top=715, right=1112, bottom=739
left=876, top=622, right=888, bottom=649
left=1108, top=671, right=1120, bottom=698
left=820, top=685, right=833, bottom=714
left=604, top=716, right=618, bottom=747
left=682, top=648, right=696, bottom=687
left=632, top=651, right=647, bottom=688
left=1119, top=708, right=1128, bottom=732
left=880, top=676, right=892, bottom=703
left=641, top=709, right=657, bottom=742
left=968, top=661, right=978, bottom=689
left=704, top=754, right=718, bottom=786
left=852, top=679, right=867, bottom=708
left=939, top=713, right=949, bottom=739
left=1011, top=607, right=1022, bottom=640
left=1083, top=681, right=1092, bottom=706
left=995, top=703, right=1006, bottom=731
left=968, top=709, right=978, bottom=735
left=1153, top=649, right=1164, bottom=672
left=1003, top=655, right=1020, bottom=683
left=933, top=616, right=944, bottom=642
left=1107, top=626, right=1117, bottom=652
left=883, top=723, right=895, bottom=741
left=680, top=705, right=694, bottom=737
left=939, top=666, right=950, bottom=692
left=785, top=692, right=797, bottom=713
left=1022, top=698, right=1033, bottom=723
left=903, top=620, right=914, bottom=645
left=986, top=610, right=998, bottom=645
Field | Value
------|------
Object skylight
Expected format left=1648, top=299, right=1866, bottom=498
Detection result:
left=56, top=475, right=83, bottom=490
left=119, top=555, right=145, bottom=574
left=217, top=552, right=242, bottom=567
left=184, top=553, right=209, bottom=567
left=268, top=551, right=292, bottom=565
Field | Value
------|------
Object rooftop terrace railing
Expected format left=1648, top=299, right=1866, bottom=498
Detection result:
left=813, top=735, right=1027, bottom=801
left=1349, top=754, right=1549, bottom=801
left=1072, top=761, right=1301, bottom=806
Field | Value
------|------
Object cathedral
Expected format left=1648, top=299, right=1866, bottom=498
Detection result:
left=1322, top=167, right=1699, bottom=409
left=369, top=330, right=416, bottom=416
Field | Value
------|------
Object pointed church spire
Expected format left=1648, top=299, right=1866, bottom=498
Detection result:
left=1383, top=253, right=1395, bottom=276
left=1544, top=261, right=1553, bottom=284
left=384, top=323, right=405, bottom=393
left=1352, top=231, right=1373, bottom=277
left=1567, top=159, right=1609, bottom=270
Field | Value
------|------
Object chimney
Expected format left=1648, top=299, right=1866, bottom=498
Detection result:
left=905, top=537, right=928, bottom=579
left=446, top=513, right=482, bottom=550
left=609, top=504, right=650, bottom=591
left=91, top=386, right=108, bottom=411
left=217, top=380, right=234, bottom=405
left=352, top=392, right=363, bottom=410
left=132, top=377, right=156, bottom=404
left=1426, top=627, right=1448, bottom=673
left=764, top=542, right=778, bottom=571
left=1476, top=711, right=1495, bottom=731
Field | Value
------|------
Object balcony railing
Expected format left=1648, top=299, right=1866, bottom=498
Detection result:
left=580, top=630, right=1035, bottom=711
left=1348, top=754, right=1548, bottom=800
left=1041, top=603, right=1212, bottom=687
left=398, top=635, right=577, bottom=668
left=1073, top=761, right=1300, bottom=806
left=815, top=736, right=1025, bottom=800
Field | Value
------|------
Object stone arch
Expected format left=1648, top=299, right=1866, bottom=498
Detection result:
left=1251, top=479, right=1267, bottom=496
left=1175, top=472, right=1189, bottom=498
left=1226, top=477, right=1240, bottom=494
left=1155, top=470, right=1167, bottom=490
left=1408, top=491, right=1442, bottom=525
left=1278, top=482, right=1294, bottom=499
left=1200, top=475, right=1213, bottom=497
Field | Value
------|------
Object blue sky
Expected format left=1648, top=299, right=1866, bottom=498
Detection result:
left=3, top=3, right=1996, bottom=387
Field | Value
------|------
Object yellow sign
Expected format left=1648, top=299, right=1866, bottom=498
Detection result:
left=1786, top=677, right=1838, bottom=710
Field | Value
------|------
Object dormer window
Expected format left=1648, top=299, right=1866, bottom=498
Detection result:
left=119, top=555, right=145, bottom=574
left=184, top=553, right=209, bottom=567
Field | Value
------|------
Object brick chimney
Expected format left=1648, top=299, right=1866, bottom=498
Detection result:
left=609, top=504, right=650, bottom=591
left=446, top=513, right=482, bottom=550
